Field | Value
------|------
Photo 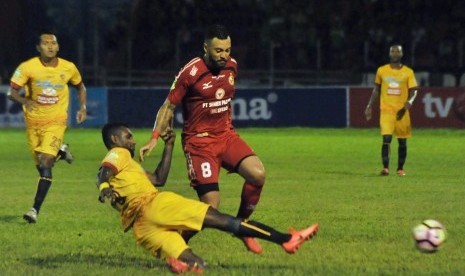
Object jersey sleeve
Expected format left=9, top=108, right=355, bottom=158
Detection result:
left=101, top=148, right=131, bottom=174
left=374, top=67, right=382, bottom=85
left=68, top=62, right=83, bottom=86
left=167, top=70, right=190, bottom=105
left=10, top=62, right=29, bottom=88
left=407, top=69, right=418, bottom=89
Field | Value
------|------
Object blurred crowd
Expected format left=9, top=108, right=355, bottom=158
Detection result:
left=2, top=0, right=465, bottom=84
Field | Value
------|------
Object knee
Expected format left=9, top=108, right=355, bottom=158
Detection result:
left=249, top=167, right=265, bottom=187
left=398, top=138, right=407, bottom=147
left=382, top=135, right=392, bottom=144
left=39, top=153, right=55, bottom=168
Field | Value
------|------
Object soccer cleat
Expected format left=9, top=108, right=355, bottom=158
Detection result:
left=397, top=169, right=406, bottom=176
left=380, top=168, right=389, bottom=176
left=166, top=257, right=204, bottom=274
left=23, top=208, right=38, bottom=223
left=241, top=237, right=263, bottom=254
left=282, top=224, right=319, bottom=254
left=57, top=144, right=73, bottom=164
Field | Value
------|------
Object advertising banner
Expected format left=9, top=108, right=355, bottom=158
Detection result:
left=108, top=88, right=348, bottom=128
left=0, top=86, right=108, bottom=128
left=349, top=87, right=465, bottom=128
left=0, top=85, right=25, bottom=127
left=69, top=87, right=108, bottom=127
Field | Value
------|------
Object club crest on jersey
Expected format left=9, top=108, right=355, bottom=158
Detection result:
left=190, top=65, right=198, bottom=76
left=228, top=73, right=234, bottom=85
left=215, top=88, right=225, bottom=99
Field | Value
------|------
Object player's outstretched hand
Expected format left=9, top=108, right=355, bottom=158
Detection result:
left=396, top=107, right=406, bottom=121
left=139, top=139, right=158, bottom=162
left=161, top=128, right=176, bottom=145
left=98, top=187, right=114, bottom=203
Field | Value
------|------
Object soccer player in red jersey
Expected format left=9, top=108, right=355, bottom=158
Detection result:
left=139, top=24, right=266, bottom=254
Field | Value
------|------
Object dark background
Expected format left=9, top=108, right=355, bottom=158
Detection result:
left=1, top=0, right=464, bottom=86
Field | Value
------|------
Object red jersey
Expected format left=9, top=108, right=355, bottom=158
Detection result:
left=168, top=57, right=237, bottom=139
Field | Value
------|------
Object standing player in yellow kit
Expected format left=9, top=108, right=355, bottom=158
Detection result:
left=7, top=31, right=87, bottom=223
left=365, top=45, right=418, bottom=176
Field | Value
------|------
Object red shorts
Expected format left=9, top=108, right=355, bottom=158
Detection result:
left=182, top=130, right=255, bottom=186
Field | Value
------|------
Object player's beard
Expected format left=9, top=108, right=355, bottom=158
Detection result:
left=126, top=146, right=135, bottom=158
left=209, top=59, right=226, bottom=74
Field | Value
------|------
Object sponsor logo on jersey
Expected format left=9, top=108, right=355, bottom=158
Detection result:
left=215, top=88, right=225, bottom=99
left=190, top=65, right=198, bottom=76
left=228, top=73, right=234, bottom=85
left=202, top=81, right=213, bottom=90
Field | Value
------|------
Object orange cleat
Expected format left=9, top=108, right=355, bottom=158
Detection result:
left=166, top=257, right=204, bottom=274
left=380, top=168, right=389, bottom=176
left=282, top=224, right=319, bottom=254
left=397, top=169, right=406, bottom=176
left=241, top=237, right=263, bottom=254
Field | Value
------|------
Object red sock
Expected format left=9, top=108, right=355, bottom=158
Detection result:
left=237, top=182, right=263, bottom=219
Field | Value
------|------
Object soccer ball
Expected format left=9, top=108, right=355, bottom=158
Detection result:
left=412, top=219, right=447, bottom=253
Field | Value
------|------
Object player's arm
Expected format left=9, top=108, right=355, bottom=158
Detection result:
left=7, top=85, right=36, bottom=111
left=396, top=88, right=418, bottom=120
left=139, top=99, right=176, bottom=161
left=96, top=166, right=115, bottom=203
left=146, top=128, right=176, bottom=186
left=404, top=88, right=418, bottom=109
left=365, top=84, right=380, bottom=121
left=75, top=82, right=87, bottom=124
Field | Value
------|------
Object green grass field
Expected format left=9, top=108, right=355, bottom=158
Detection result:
left=1, top=127, right=464, bottom=275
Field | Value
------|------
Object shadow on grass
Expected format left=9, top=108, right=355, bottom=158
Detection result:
left=23, top=252, right=292, bottom=271
left=0, top=215, right=22, bottom=223
left=24, top=252, right=159, bottom=269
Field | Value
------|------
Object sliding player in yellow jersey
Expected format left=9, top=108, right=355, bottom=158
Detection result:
left=7, top=31, right=87, bottom=223
left=97, top=123, right=319, bottom=274
left=365, top=45, right=418, bottom=176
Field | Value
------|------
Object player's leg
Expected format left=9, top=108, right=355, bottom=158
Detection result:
left=56, top=143, right=73, bottom=164
left=134, top=191, right=209, bottom=273
left=397, top=138, right=407, bottom=175
left=203, top=207, right=319, bottom=254
left=380, top=135, right=392, bottom=175
left=181, top=143, right=221, bottom=243
left=379, top=111, right=395, bottom=175
left=236, top=155, right=265, bottom=219
left=181, top=184, right=220, bottom=243
left=222, top=134, right=265, bottom=253
left=395, top=114, right=412, bottom=176
left=24, top=152, right=55, bottom=223
left=23, top=125, right=65, bottom=223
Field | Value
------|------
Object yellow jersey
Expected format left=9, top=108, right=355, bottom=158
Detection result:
left=101, top=147, right=158, bottom=231
left=375, top=64, right=417, bottom=112
left=10, top=57, right=82, bottom=126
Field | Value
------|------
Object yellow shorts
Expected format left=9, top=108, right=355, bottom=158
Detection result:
left=380, top=110, right=412, bottom=138
left=132, top=191, right=210, bottom=259
left=26, top=124, right=66, bottom=164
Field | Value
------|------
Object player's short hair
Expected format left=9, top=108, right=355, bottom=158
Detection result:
left=204, top=24, right=229, bottom=41
left=37, top=29, right=57, bottom=45
left=102, top=123, right=129, bottom=149
left=390, top=44, right=403, bottom=52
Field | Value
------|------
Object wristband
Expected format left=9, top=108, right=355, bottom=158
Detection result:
left=152, top=130, right=160, bottom=140
left=408, top=90, right=418, bottom=105
left=99, top=182, right=110, bottom=192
